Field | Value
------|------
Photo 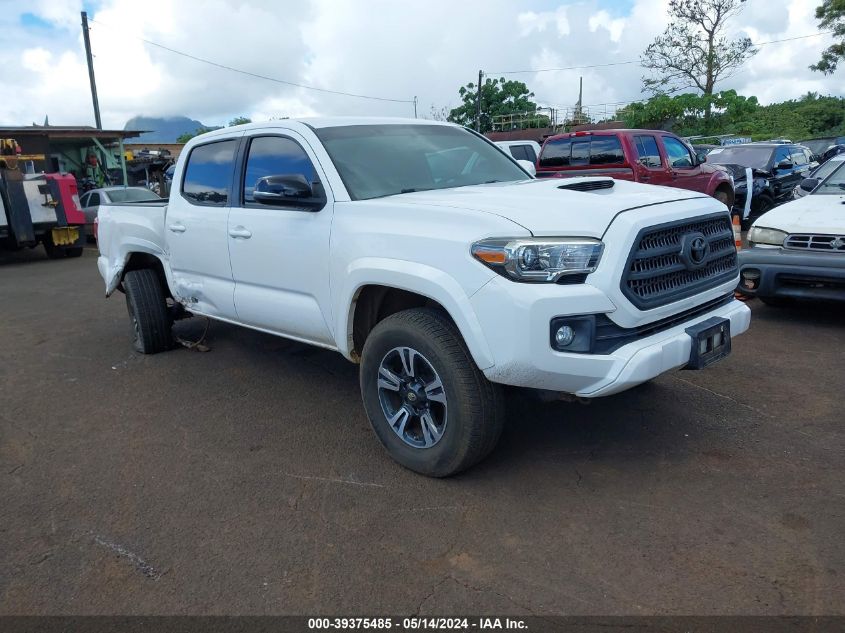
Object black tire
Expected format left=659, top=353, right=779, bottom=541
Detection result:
left=65, top=247, right=84, bottom=258
left=123, top=269, right=173, bottom=354
left=360, top=308, right=504, bottom=477
left=714, top=188, right=731, bottom=207
left=43, top=237, right=65, bottom=259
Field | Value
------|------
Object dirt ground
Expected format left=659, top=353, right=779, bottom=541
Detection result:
left=1, top=247, right=842, bottom=615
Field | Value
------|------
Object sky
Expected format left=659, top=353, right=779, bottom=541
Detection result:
left=0, top=0, right=839, bottom=130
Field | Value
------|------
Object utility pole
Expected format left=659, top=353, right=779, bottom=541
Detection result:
left=81, top=11, right=102, bottom=129
left=413, top=96, right=418, bottom=118
left=475, top=70, right=483, bottom=132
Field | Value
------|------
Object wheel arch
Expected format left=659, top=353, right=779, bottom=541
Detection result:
left=336, top=260, right=496, bottom=371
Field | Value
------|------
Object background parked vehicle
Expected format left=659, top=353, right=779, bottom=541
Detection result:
left=798, top=136, right=845, bottom=162
left=494, top=140, right=541, bottom=164
left=535, top=129, right=735, bottom=207
left=691, top=144, right=720, bottom=163
left=738, top=159, right=845, bottom=305
left=79, top=186, right=160, bottom=235
left=819, top=144, right=845, bottom=164
left=707, top=143, right=816, bottom=228
left=793, top=154, right=845, bottom=198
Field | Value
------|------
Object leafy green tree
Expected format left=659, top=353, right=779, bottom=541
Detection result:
left=228, top=116, right=252, bottom=126
left=810, top=0, right=845, bottom=74
left=620, top=91, right=845, bottom=141
left=641, top=0, right=756, bottom=98
left=176, top=127, right=214, bottom=143
left=448, top=77, right=542, bottom=133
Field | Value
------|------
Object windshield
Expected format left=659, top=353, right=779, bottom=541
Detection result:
left=108, top=188, right=160, bottom=202
left=313, top=124, right=529, bottom=200
left=812, top=157, right=845, bottom=181
left=814, top=161, right=845, bottom=195
left=708, top=146, right=774, bottom=170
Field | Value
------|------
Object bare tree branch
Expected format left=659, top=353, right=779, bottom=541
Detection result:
left=641, top=0, right=757, bottom=99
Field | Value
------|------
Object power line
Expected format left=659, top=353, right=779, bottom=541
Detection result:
left=88, top=18, right=414, bottom=104
left=491, top=31, right=833, bottom=75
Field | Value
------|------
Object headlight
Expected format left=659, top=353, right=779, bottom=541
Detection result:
left=747, top=226, right=787, bottom=246
left=471, top=238, right=603, bottom=282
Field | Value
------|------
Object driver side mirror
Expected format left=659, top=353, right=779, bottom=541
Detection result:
left=517, top=159, right=536, bottom=177
left=799, top=177, right=820, bottom=192
left=775, top=160, right=793, bottom=171
left=252, top=174, right=325, bottom=210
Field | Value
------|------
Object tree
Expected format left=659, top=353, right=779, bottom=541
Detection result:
left=228, top=116, right=252, bottom=126
left=810, top=0, right=845, bottom=74
left=448, top=77, right=541, bottom=133
left=175, top=127, right=214, bottom=143
left=641, top=0, right=757, bottom=98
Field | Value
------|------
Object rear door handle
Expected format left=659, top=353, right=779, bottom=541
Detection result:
left=228, top=226, right=252, bottom=239
left=168, top=223, right=186, bottom=233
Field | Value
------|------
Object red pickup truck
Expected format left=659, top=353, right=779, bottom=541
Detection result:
left=536, top=129, right=735, bottom=207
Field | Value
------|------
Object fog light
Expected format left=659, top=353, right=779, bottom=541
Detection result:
left=741, top=269, right=761, bottom=290
left=550, top=315, right=596, bottom=353
left=555, top=325, right=575, bottom=347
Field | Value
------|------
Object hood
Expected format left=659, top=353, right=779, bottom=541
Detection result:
left=752, top=193, right=845, bottom=234
left=374, top=178, right=716, bottom=237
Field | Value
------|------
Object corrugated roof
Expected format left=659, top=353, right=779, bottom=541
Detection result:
left=0, top=126, right=146, bottom=140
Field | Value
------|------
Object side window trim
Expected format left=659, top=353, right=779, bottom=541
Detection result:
left=179, top=136, right=241, bottom=208
left=237, top=132, right=327, bottom=211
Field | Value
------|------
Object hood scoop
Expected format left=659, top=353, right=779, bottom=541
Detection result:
left=557, top=178, right=614, bottom=192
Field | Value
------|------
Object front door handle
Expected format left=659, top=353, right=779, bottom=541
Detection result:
left=168, top=222, right=186, bottom=233
left=228, top=226, right=252, bottom=239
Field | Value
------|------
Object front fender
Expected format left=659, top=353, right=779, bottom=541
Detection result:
left=335, top=257, right=496, bottom=370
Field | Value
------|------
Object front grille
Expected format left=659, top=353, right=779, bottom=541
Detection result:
left=784, top=234, right=845, bottom=252
left=558, top=179, right=614, bottom=192
left=621, top=213, right=738, bottom=309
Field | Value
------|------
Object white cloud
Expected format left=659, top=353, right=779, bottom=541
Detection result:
left=588, top=10, right=626, bottom=43
left=0, top=0, right=840, bottom=130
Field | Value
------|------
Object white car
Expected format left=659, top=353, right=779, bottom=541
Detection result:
left=792, top=154, right=845, bottom=199
left=97, top=117, right=749, bottom=476
left=79, top=186, right=160, bottom=228
left=739, top=159, right=845, bottom=305
left=494, top=140, right=541, bottom=175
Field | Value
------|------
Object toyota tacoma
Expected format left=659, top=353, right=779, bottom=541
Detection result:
left=97, top=118, right=750, bottom=476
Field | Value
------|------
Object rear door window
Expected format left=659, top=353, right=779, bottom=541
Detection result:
left=634, top=135, right=662, bottom=168
left=88, top=192, right=101, bottom=207
left=589, top=136, right=624, bottom=165
left=512, top=144, right=537, bottom=162
left=182, top=139, right=238, bottom=206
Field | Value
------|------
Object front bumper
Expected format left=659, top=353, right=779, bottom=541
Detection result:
left=470, top=277, right=750, bottom=398
left=737, top=247, right=845, bottom=302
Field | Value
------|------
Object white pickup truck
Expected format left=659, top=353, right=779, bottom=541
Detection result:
left=97, top=118, right=750, bottom=476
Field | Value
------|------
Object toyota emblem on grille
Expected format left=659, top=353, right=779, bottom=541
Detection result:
left=679, top=232, right=710, bottom=271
